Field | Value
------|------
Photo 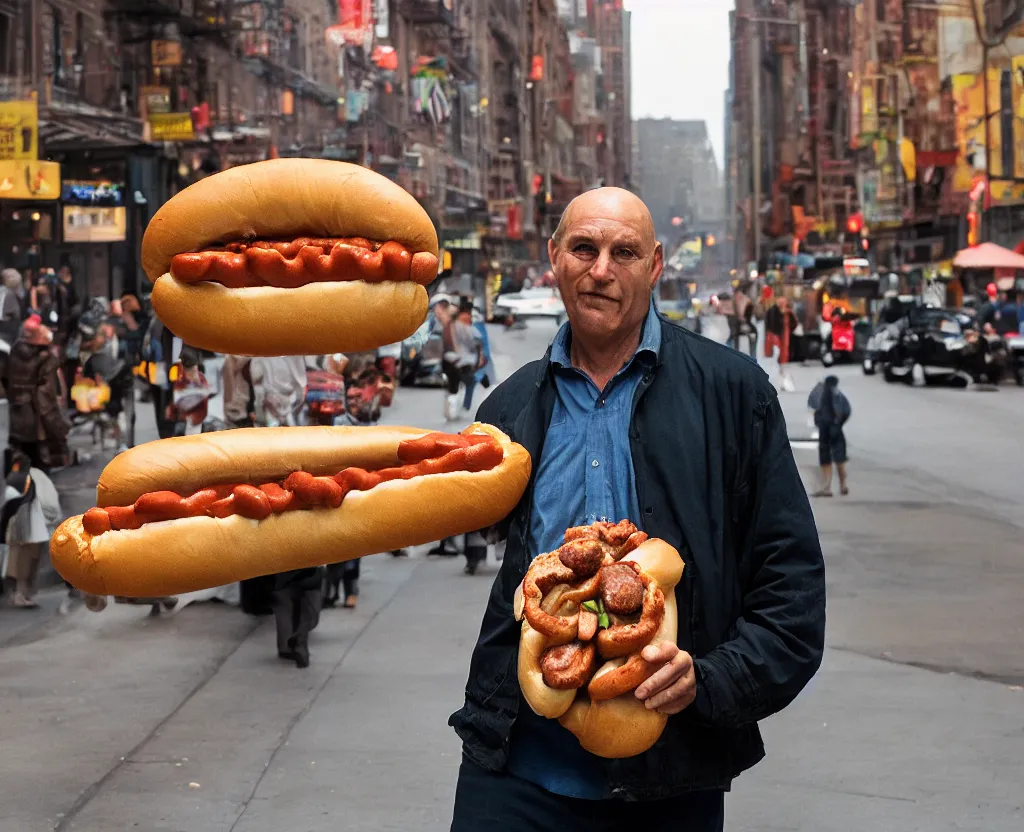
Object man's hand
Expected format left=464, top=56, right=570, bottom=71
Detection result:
left=634, top=643, right=697, bottom=715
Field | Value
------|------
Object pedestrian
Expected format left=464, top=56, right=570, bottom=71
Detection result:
left=250, top=354, right=307, bottom=427
left=441, top=297, right=483, bottom=421
left=271, top=566, right=323, bottom=668
left=82, top=322, right=134, bottom=451
left=449, top=188, right=825, bottom=830
left=169, top=347, right=214, bottom=435
left=463, top=305, right=496, bottom=412
left=0, top=267, right=24, bottom=345
left=809, top=375, right=851, bottom=497
left=1, top=451, right=62, bottom=608
left=8, top=316, right=70, bottom=470
left=139, top=315, right=177, bottom=438
left=222, top=354, right=255, bottom=428
left=765, top=294, right=797, bottom=391
left=733, top=283, right=757, bottom=358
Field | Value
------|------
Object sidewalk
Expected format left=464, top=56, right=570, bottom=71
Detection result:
left=2, top=545, right=1017, bottom=831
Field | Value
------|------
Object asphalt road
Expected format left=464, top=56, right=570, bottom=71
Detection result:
left=1, top=316, right=1022, bottom=831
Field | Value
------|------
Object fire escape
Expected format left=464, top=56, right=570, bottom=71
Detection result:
left=806, top=0, right=857, bottom=241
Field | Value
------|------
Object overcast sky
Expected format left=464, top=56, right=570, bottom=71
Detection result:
left=626, top=0, right=733, bottom=170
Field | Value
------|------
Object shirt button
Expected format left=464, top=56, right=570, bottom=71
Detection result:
left=592, top=459, right=600, bottom=468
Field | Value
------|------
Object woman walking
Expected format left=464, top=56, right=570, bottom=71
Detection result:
left=809, top=375, right=852, bottom=497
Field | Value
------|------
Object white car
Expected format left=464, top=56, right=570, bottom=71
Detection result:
left=493, top=287, right=567, bottom=322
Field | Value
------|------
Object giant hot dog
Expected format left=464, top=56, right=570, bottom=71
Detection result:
left=141, top=158, right=439, bottom=356
left=514, top=520, right=685, bottom=759
left=51, top=424, right=530, bottom=598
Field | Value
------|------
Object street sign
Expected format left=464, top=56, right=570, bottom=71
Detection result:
left=0, top=100, right=39, bottom=160
left=0, top=159, right=60, bottom=200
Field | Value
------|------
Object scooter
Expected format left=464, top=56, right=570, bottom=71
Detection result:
left=821, top=314, right=856, bottom=367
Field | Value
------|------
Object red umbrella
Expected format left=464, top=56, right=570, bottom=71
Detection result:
left=953, top=241, right=1024, bottom=270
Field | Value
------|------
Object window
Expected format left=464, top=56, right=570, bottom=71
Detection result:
left=0, top=13, right=11, bottom=76
left=51, top=4, right=64, bottom=85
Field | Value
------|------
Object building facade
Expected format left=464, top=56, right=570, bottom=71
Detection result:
left=1, top=0, right=635, bottom=303
left=726, top=0, right=1024, bottom=285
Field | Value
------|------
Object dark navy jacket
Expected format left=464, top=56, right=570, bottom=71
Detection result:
left=449, top=317, right=826, bottom=800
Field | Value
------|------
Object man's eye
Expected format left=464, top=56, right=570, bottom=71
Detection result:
left=616, top=248, right=638, bottom=259
left=573, top=244, right=597, bottom=255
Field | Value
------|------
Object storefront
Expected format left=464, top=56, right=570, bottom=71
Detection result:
left=0, top=159, right=62, bottom=278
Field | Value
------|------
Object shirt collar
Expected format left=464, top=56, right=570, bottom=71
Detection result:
left=550, top=297, right=662, bottom=369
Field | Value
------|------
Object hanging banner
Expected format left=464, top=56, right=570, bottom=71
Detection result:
left=951, top=73, right=986, bottom=192
left=327, top=0, right=372, bottom=46
left=374, top=0, right=389, bottom=39
left=0, top=100, right=38, bottom=161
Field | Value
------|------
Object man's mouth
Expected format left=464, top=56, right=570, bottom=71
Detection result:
left=580, top=291, right=618, bottom=305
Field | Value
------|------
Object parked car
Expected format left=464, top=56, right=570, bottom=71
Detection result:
left=881, top=306, right=972, bottom=386
left=493, top=287, right=567, bottom=323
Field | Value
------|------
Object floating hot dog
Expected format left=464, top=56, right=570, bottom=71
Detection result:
left=141, top=158, right=440, bottom=356
left=51, top=424, right=530, bottom=599
left=514, top=521, right=685, bottom=759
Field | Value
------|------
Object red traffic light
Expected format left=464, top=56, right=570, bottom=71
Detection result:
left=846, top=213, right=864, bottom=234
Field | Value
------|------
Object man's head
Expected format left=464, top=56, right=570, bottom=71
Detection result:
left=58, top=264, right=72, bottom=283
left=549, top=188, right=662, bottom=346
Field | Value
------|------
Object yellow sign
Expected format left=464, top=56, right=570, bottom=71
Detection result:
left=152, top=40, right=183, bottom=67
left=861, top=82, right=878, bottom=136
left=149, top=113, right=196, bottom=142
left=0, top=159, right=60, bottom=200
left=0, top=100, right=39, bottom=161
left=63, top=206, right=127, bottom=243
left=951, top=73, right=986, bottom=192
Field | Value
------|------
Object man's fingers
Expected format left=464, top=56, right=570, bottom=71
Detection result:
left=634, top=648, right=692, bottom=701
left=652, top=676, right=697, bottom=715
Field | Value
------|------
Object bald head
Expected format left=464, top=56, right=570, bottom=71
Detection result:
left=547, top=187, right=663, bottom=358
left=552, top=188, right=657, bottom=251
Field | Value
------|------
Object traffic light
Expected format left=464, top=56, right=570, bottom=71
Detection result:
left=705, top=234, right=716, bottom=247
left=846, top=213, right=864, bottom=234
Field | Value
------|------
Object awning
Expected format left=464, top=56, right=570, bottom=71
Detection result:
left=953, top=241, right=1024, bottom=270
left=38, top=102, right=146, bottom=152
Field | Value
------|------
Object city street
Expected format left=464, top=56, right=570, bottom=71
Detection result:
left=2, top=317, right=1023, bottom=831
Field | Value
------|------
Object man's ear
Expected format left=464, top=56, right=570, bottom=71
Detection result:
left=650, top=242, right=664, bottom=288
left=548, top=237, right=558, bottom=268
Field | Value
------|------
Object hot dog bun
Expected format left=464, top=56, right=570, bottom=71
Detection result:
left=51, top=424, right=530, bottom=598
left=557, top=538, right=684, bottom=758
left=141, top=158, right=439, bottom=356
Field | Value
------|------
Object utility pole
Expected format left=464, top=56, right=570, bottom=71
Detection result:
left=750, top=19, right=761, bottom=270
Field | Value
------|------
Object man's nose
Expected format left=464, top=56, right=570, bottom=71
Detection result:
left=589, top=250, right=614, bottom=281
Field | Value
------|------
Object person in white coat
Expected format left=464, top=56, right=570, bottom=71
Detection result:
left=2, top=451, right=62, bottom=608
left=250, top=355, right=310, bottom=427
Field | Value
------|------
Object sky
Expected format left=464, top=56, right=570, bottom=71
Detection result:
left=626, top=0, right=733, bottom=170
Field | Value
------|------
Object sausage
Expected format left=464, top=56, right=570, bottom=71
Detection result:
left=599, top=563, right=645, bottom=615
left=540, top=641, right=598, bottom=690
left=577, top=608, right=599, bottom=642
left=85, top=434, right=503, bottom=534
left=558, top=538, right=607, bottom=579
left=596, top=576, right=666, bottom=659
left=170, top=237, right=439, bottom=289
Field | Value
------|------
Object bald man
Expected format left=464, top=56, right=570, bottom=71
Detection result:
left=449, top=189, right=825, bottom=830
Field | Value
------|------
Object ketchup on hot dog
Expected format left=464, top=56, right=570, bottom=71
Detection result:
left=171, top=237, right=436, bottom=290
left=83, top=433, right=501, bottom=535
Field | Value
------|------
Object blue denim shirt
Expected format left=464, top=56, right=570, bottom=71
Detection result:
left=505, top=301, right=662, bottom=799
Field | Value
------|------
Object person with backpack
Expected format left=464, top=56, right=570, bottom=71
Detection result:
left=809, top=375, right=852, bottom=497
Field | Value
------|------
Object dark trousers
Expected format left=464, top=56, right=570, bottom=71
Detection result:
left=451, top=757, right=725, bottom=832
left=271, top=585, right=321, bottom=655
left=150, top=384, right=175, bottom=439
left=442, top=359, right=475, bottom=396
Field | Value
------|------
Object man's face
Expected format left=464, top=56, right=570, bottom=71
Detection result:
left=59, top=266, right=71, bottom=282
left=548, top=191, right=662, bottom=344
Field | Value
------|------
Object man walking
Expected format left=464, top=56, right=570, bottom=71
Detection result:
left=449, top=188, right=826, bottom=830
